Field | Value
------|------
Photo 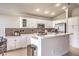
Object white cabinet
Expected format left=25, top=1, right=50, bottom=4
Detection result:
left=67, top=25, right=74, bottom=33
left=20, top=36, right=27, bottom=47
left=67, top=17, right=79, bottom=33
left=68, top=17, right=79, bottom=48
left=6, top=36, right=27, bottom=51
left=20, top=17, right=53, bottom=28
left=68, top=17, right=79, bottom=26
left=15, top=37, right=22, bottom=49
left=20, top=18, right=27, bottom=28
left=7, top=37, right=16, bottom=50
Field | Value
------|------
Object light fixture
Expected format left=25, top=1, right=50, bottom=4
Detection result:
left=35, top=8, right=40, bottom=12
left=51, top=12, right=56, bottom=15
left=44, top=11, right=49, bottom=14
left=62, top=6, right=67, bottom=10
left=55, top=3, right=61, bottom=7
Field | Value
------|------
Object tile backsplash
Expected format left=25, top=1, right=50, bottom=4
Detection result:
left=5, top=28, right=55, bottom=36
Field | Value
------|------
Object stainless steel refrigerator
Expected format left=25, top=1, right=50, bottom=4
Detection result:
left=55, top=23, right=66, bottom=33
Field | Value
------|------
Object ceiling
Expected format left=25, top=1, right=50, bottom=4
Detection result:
left=0, top=3, right=78, bottom=18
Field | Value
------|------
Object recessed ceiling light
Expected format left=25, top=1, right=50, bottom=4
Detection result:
left=35, top=8, right=40, bottom=12
left=51, top=12, right=56, bottom=15
left=62, top=6, right=67, bottom=10
left=56, top=3, right=61, bottom=7
left=44, top=11, right=49, bottom=14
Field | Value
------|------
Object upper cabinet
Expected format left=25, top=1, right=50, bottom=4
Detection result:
left=68, top=17, right=79, bottom=26
left=67, top=17, right=79, bottom=33
left=22, top=19, right=27, bottom=27
left=20, top=17, right=27, bottom=28
left=19, top=17, right=53, bottom=28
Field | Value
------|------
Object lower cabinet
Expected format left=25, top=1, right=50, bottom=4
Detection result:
left=7, top=37, right=16, bottom=50
left=15, top=37, right=22, bottom=49
left=6, top=36, right=27, bottom=51
left=20, top=36, right=27, bottom=48
left=15, top=36, right=27, bottom=49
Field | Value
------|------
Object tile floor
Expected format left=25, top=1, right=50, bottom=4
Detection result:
left=0, top=47, right=79, bottom=56
left=64, top=46, right=79, bottom=56
left=0, top=48, right=27, bottom=56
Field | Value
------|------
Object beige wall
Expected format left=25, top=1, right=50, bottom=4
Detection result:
left=53, top=7, right=79, bottom=20
left=72, top=7, right=79, bottom=17
left=53, top=13, right=66, bottom=20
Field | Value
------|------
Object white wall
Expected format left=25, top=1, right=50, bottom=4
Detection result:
left=0, top=15, right=20, bottom=37
left=0, top=15, right=20, bottom=28
left=20, top=17, right=53, bottom=28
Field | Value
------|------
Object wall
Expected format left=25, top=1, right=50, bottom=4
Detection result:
left=0, top=15, right=20, bottom=37
left=53, top=13, right=66, bottom=20
left=72, top=7, right=79, bottom=17
left=53, top=7, right=79, bottom=20
left=0, top=15, right=20, bottom=28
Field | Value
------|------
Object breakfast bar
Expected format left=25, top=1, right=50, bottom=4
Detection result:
left=30, top=33, right=71, bottom=56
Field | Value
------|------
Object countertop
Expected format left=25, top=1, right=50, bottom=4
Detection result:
left=30, top=33, right=72, bottom=39
left=5, top=33, right=72, bottom=39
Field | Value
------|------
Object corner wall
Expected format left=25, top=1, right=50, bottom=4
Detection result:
left=53, top=13, right=66, bottom=20
left=53, top=7, right=79, bottom=20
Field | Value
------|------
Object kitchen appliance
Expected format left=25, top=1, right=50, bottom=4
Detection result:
left=37, top=24, right=45, bottom=35
left=55, top=23, right=66, bottom=33
left=37, top=24, right=45, bottom=28
left=13, top=31, right=20, bottom=36
left=27, top=44, right=37, bottom=56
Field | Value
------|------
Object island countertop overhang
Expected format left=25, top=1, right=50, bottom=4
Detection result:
left=31, top=33, right=72, bottom=39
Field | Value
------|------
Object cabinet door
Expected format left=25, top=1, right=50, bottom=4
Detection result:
left=68, top=17, right=79, bottom=48
left=20, top=36, right=27, bottom=48
left=7, top=37, right=15, bottom=50
left=15, top=36, right=27, bottom=48
left=67, top=17, right=77, bottom=33
left=67, top=25, right=74, bottom=33
left=68, top=17, right=79, bottom=26
left=20, top=18, right=27, bottom=28
left=15, top=36, right=22, bottom=49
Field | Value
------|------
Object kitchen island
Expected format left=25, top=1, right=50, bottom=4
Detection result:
left=30, top=33, right=71, bottom=56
